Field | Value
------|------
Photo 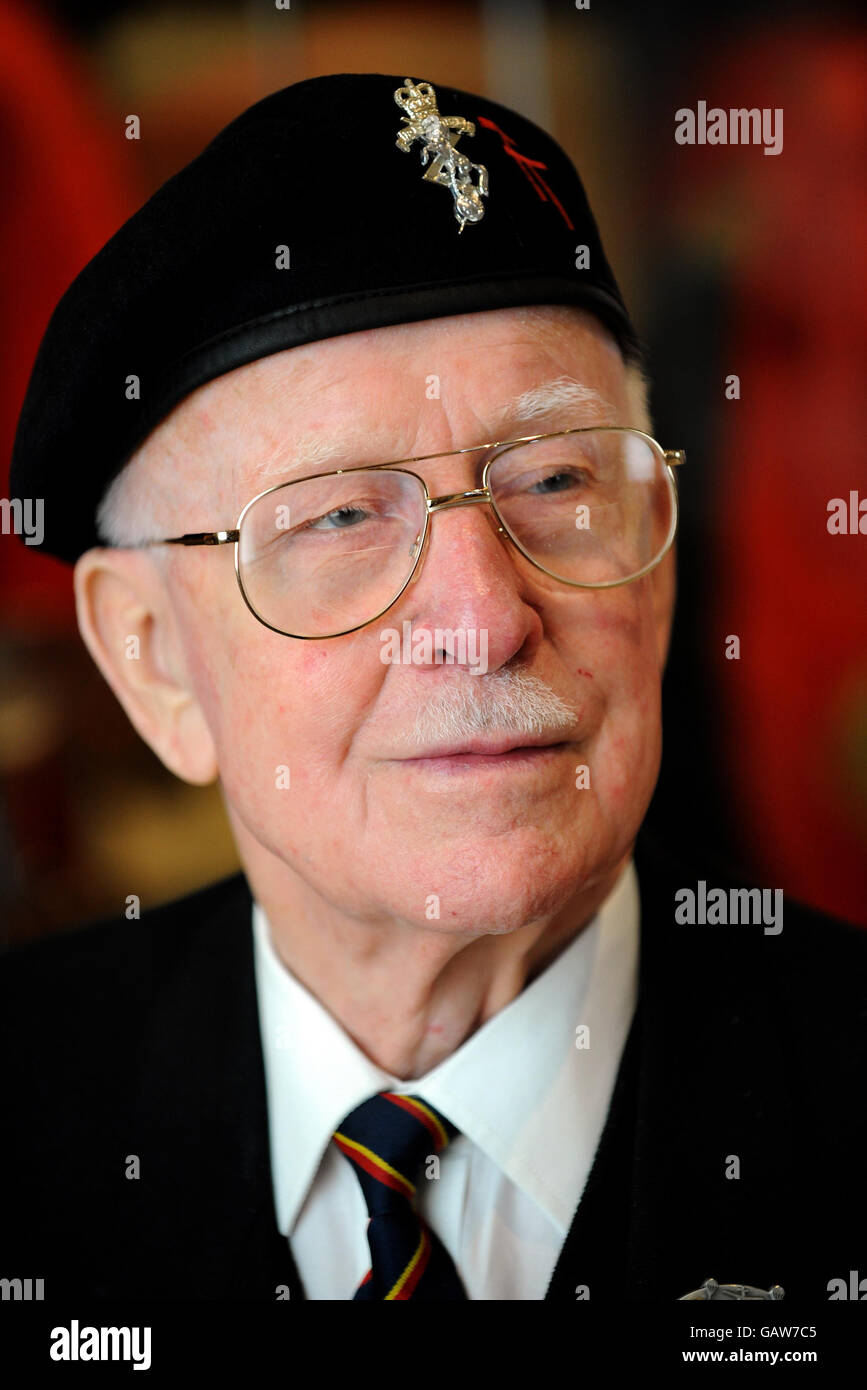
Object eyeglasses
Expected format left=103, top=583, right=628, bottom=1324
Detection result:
left=144, top=426, right=686, bottom=639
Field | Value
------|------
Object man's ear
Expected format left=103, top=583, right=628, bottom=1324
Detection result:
left=74, top=547, right=218, bottom=785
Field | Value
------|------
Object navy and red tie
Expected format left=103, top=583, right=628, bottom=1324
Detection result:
left=333, top=1091, right=468, bottom=1300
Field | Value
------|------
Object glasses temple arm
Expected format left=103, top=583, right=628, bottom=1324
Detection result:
left=140, top=530, right=240, bottom=547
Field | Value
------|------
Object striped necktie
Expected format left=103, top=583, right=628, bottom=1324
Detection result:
left=333, top=1091, right=468, bottom=1300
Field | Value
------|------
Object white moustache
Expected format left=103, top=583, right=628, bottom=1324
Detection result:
left=409, top=668, right=578, bottom=748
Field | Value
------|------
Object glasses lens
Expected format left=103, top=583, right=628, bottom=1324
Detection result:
left=237, top=470, right=426, bottom=637
left=488, top=428, right=676, bottom=585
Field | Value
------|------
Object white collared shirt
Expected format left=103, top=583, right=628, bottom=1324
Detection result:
left=252, top=859, right=639, bottom=1300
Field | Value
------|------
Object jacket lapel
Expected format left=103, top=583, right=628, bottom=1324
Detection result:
left=546, top=833, right=807, bottom=1300
left=123, top=873, right=304, bottom=1299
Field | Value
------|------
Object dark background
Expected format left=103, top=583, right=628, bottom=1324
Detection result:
left=1, top=0, right=865, bottom=942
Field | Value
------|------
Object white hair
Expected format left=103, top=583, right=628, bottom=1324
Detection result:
left=96, top=458, right=159, bottom=548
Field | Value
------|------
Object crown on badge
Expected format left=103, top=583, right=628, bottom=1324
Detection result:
left=394, top=78, right=440, bottom=122
left=394, top=77, right=489, bottom=233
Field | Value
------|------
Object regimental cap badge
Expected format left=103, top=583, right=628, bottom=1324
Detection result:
left=394, top=78, right=489, bottom=232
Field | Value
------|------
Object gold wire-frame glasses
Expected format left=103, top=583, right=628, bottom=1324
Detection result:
left=143, top=425, right=686, bottom=639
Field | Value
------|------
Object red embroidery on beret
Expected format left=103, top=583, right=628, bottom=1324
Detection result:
left=477, top=116, right=574, bottom=230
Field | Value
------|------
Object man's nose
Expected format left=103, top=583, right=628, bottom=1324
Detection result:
left=397, top=491, right=545, bottom=673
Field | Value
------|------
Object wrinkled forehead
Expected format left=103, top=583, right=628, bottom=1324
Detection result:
left=150, top=305, right=623, bottom=453
left=126, top=304, right=630, bottom=526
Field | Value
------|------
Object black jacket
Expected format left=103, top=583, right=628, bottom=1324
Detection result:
left=2, top=834, right=864, bottom=1301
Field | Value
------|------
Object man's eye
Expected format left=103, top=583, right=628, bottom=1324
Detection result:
left=308, top=505, right=371, bottom=530
left=527, top=470, right=589, bottom=495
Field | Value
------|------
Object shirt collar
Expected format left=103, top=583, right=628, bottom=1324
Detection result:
left=253, top=859, right=638, bottom=1236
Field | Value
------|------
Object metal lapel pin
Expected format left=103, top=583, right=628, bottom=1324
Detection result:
left=679, top=1277, right=786, bottom=1300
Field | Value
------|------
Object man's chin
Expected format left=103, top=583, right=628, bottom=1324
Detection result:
left=378, top=849, right=606, bottom=938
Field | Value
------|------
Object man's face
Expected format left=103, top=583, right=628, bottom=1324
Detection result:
left=100, top=307, right=674, bottom=935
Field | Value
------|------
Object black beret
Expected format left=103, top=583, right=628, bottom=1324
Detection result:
left=10, top=72, right=641, bottom=563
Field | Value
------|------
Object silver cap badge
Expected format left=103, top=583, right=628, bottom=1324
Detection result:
left=394, top=78, right=489, bottom=232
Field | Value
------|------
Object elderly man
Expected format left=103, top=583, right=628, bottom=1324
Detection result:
left=2, top=74, right=864, bottom=1304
